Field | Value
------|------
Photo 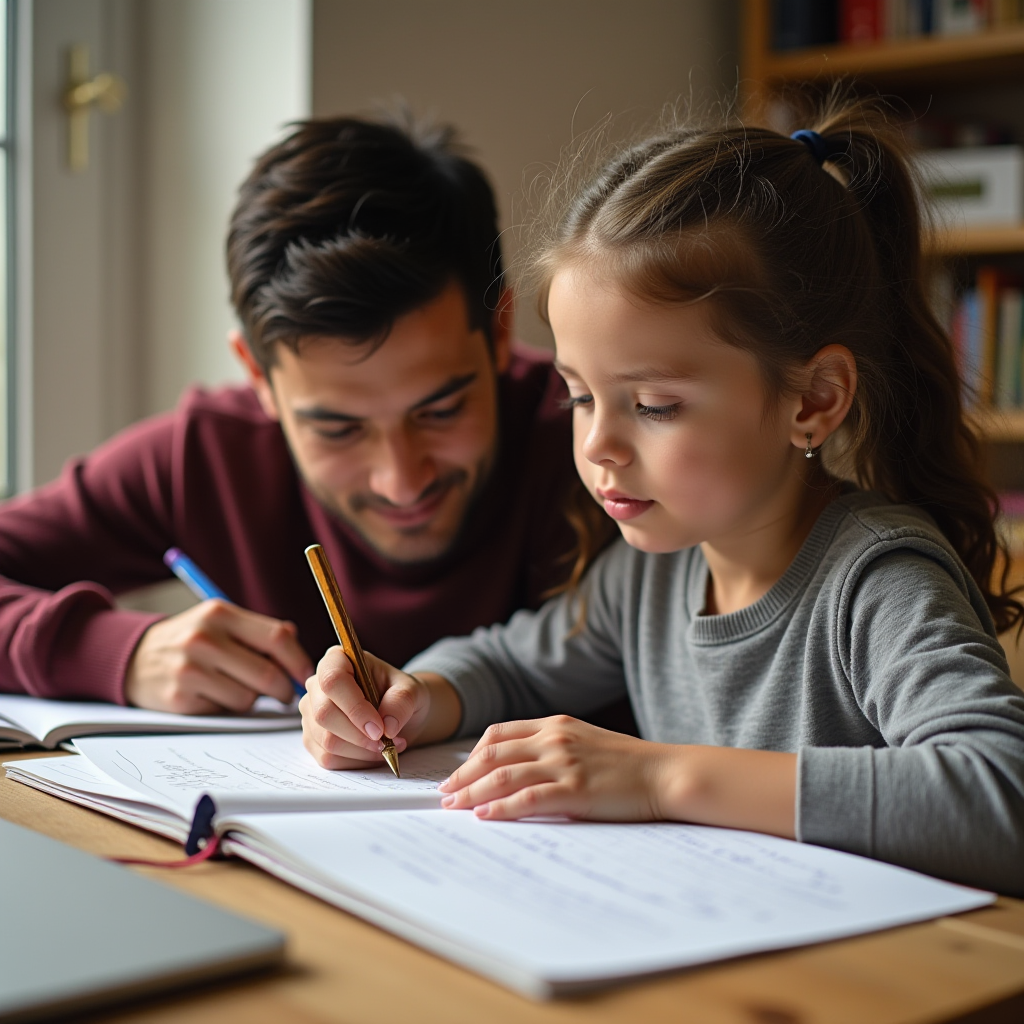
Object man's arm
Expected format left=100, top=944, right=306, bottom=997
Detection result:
left=0, top=407, right=309, bottom=707
left=0, top=417, right=178, bottom=701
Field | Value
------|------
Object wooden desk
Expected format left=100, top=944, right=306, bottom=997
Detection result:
left=4, top=751, right=1024, bottom=1024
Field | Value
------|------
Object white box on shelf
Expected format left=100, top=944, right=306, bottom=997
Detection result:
left=916, top=146, right=1024, bottom=228
left=935, top=0, right=987, bottom=35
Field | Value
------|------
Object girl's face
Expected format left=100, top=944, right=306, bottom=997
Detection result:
left=548, top=267, right=803, bottom=555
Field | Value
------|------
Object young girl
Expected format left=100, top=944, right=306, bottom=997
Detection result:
left=299, top=101, right=1024, bottom=896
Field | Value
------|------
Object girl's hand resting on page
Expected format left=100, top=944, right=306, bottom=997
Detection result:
left=300, top=646, right=462, bottom=769
left=437, top=716, right=677, bottom=821
left=439, top=717, right=799, bottom=835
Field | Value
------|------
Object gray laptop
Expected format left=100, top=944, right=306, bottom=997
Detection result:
left=0, top=819, right=285, bottom=1022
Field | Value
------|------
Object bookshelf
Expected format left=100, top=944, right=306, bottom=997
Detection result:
left=742, top=0, right=1024, bottom=449
left=969, top=406, right=1024, bottom=441
left=746, top=22, right=1024, bottom=103
left=742, top=1, right=1024, bottom=679
left=928, top=224, right=1024, bottom=258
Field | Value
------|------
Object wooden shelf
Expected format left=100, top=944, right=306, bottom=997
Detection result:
left=760, top=25, right=1024, bottom=89
left=970, top=406, right=1024, bottom=441
left=926, top=224, right=1024, bottom=256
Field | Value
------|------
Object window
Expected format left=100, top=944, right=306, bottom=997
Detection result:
left=0, top=0, right=12, bottom=496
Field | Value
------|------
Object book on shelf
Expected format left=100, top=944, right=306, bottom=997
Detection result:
left=842, top=0, right=884, bottom=43
left=770, top=0, right=1024, bottom=52
left=3, top=731, right=994, bottom=999
left=997, top=491, right=1024, bottom=554
left=946, top=266, right=1024, bottom=409
left=772, top=0, right=839, bottom=50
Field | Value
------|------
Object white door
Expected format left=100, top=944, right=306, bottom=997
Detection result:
left=19, top=0, right=139, bottom=490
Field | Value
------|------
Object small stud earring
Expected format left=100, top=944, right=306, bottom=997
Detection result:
left=805, top=433, right=817, bottom=459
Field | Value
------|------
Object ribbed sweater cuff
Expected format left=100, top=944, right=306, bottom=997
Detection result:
left=796, top=745, right=875, bottom=858
left=50, top=608, right=164, bottom=704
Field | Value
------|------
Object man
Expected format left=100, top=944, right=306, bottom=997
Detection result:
left=0, top=114, right=587, bottom=714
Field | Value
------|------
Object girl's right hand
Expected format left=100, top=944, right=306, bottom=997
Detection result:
left=301, top=646, right=460, bottom=768
left=301, top=646, right=421, bottom=767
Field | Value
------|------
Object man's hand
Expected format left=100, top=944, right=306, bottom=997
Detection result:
left=301, top=646, right=461, bottom=769
left=125, top=600, right=312, bottom=714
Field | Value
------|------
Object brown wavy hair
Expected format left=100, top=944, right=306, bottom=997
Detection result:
left=528, top=96, right=1023, bottom=635
left=227, top=113, right=503, bottom=370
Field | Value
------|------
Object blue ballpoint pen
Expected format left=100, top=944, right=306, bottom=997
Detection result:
left=163, top=547, right=305, bottom=696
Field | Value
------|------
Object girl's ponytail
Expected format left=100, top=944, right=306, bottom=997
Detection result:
left=809, top=103, right=1022, bottom=633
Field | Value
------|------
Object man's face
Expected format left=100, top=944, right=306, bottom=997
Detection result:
left=238, top=282, right=509, bottom=564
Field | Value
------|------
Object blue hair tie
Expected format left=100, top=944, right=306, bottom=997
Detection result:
left=790, top=129, right=829, bottom=166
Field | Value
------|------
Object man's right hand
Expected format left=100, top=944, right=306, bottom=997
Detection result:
left=124, top=600, right=312, bottom=714
left=301, top=646, right=461, bottom=769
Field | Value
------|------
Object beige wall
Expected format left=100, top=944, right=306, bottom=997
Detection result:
left=140, top=0, right=312, bottom=417
left=311, top=0, right=739, bottom=349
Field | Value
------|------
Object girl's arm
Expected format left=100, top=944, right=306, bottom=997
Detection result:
left=444, top=547, right=1024, bottom=898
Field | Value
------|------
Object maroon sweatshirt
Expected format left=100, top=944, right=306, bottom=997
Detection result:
left=0, top=348, right=577, bottom=704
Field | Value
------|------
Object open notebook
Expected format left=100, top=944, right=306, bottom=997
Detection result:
left=5, top=733, right=995, bottom=999
left=0, top=693, right=298, bottom=749
left=5, top=732, right=469, bottom=840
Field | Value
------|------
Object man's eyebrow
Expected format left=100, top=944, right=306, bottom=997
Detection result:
left=293, top=407, right=360, bottom=424
left=409, top=372, right=477, bottom=411
left=292, top=373, right=479, bottom=424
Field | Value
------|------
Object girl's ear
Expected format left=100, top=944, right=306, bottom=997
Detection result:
left=789, top=344, right=857, bottom=453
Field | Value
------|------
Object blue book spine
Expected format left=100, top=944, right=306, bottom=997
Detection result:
left=920, top=0, right=935, bottom=34
left=962, top=290, right=982, bottom=406
left=772, top=0, right=838, bottom=51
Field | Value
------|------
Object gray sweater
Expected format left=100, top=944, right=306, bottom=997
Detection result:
left=406, top=492, right=1024, bottom=895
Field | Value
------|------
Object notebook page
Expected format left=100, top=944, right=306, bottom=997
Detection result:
left=4, top=754, right=189, bottom=841
left=0, top=693, right=298, bottom=747
left=72, top=732, right=471, bottom=816
left=233, top=809, right=994, bottom=992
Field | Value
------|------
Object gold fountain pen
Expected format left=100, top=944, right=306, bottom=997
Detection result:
left=304, top=543, right=401, bottom=777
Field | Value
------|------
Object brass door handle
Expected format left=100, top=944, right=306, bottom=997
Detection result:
left=63, top=45, right=127, bottom=173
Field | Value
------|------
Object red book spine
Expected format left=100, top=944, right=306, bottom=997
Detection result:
left=841, top=0, right=883, bottom=42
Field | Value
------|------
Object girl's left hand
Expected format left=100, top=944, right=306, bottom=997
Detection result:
left=437, top=715, right=675, bottom=821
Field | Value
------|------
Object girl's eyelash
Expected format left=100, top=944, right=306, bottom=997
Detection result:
left=636, top=402, right=681, bottom=421
left=558, top=396, right=679, bottom=420
left=558, top=395, right=593, bottom=410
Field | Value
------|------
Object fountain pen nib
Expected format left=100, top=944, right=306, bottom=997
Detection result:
left=381, top=740, right=401, bottom=778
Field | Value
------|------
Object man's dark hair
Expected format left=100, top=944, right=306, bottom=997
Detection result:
left=227, top=113, right=504, bottom=370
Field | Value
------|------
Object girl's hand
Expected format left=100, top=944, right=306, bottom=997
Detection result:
left=437, top=716, right=798, bottom=837
left=300, top=647, right=461, bottom=769
left=437, top=716, right=673, bottom=821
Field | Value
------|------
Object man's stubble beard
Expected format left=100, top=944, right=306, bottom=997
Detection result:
left=302, top=451, right=496, bottom=566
